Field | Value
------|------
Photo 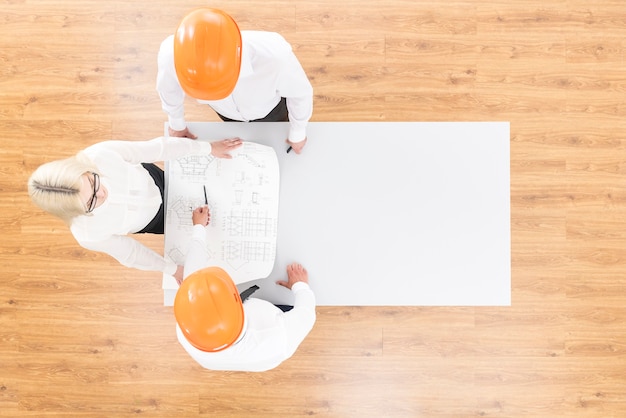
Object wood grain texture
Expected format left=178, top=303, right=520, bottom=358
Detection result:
left=2, top=0, right=626, bottom=416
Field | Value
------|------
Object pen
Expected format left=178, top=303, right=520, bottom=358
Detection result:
left=286, top=146, right=292, bottom=153
left=203, top=185, right=208, bottom=205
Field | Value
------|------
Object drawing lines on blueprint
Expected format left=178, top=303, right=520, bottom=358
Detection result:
left=223, top=241, right=275, bottom=263
left=224, top=209, right=277, bottom=238
left=166, top=245, right=186, bottom=266
left=167, top=243, right=215, bottom=267
left=175, top=154, right=216, bottom=178
left=167, top=196, right=196, bottom=227
left=164, top=141, right=279, bottom=283
left=235, top=152, right=264, bottom=169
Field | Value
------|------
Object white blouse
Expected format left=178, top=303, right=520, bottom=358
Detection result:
left=70, top=137, right=213, bottom=274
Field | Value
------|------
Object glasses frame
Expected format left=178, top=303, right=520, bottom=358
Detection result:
left=86, top=172, right=100, bottom=213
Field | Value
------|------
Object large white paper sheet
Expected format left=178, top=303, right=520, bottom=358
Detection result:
left=163, top=142, right=279, bottom=291
left=163, top=122, right=510, bottom=307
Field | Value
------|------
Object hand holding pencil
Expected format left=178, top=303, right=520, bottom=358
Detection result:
left=192, top=185, right=210, bottom=226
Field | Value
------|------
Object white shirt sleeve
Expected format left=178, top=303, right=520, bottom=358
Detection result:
left=278, top=46, right=313, bottom=143
left=77, top=234, right=177, bottom=275
left=282, top=281, right=316, bottom=355
left=156, top=35, right=187, bottom=131
left=87, top=136, right=212, bottom=164
left=182, top=224, right=210, bottom=279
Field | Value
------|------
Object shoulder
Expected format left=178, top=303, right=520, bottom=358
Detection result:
left=70, top=215, right=106, bottom=242
left=80, top=143, right=105, bottom=163
left=242, top=31, right=292, bottom=54
left=244, top=297, right=281, bottom=312
left=157, top=35, right=175, bottom=66
left=81, top=141, right=121, bottom=161
left=159, top=35, right=175, bottom=52
left=243, top=299, right=285, bottom=326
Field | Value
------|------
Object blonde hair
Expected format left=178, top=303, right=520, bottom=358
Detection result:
left=28, top=152, right=99, bottom=224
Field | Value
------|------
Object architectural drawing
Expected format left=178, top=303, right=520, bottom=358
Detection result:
left=164, top=142, right=279, bottom=287
left=175, top=154, right=216, bottom=178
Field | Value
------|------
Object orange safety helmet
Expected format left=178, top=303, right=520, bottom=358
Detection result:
left=173, top=8, right=242, bottom=100
left=174, top=267, right=245, bottom=352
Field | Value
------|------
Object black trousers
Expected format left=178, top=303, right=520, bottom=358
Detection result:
left=217, top=97, right=289, bottom=122
left=136, top=163, right=165, bottom=234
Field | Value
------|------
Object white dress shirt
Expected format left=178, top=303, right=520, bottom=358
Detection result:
left=157, top=31, right=313, bottom=142
left=177, top=224, right=316, bottom=372
left=70, top=137, right=213, bottom=275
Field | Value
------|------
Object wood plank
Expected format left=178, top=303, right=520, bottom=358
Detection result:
left=3, top=0, right=626, bottom=416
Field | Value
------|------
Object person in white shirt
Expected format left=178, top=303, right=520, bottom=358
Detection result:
left=174, top=206, right=316, bottom=372
left=27, top=136, right=242, bottom=284
left=157, top=8, right=313, bottom=154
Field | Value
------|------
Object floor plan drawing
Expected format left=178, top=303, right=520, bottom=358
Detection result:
left=164, top=141, right=280, bottom=288
left=223, top=208, right=277, bottom=238
left=175, top=154, right=216, bottom=178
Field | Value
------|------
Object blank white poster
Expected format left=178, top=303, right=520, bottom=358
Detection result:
left=164, top=121, right=510, bottom=306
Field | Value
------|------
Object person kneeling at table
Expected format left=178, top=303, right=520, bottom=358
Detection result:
left=174, top=206, right=316, bottom=372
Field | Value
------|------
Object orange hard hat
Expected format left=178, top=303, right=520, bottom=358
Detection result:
left=174, top=8, right=242, bottom=100
left=174, top=267, right=245, bottom=352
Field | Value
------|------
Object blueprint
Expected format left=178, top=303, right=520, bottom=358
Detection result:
left=164, top=141, right=279, bottom=288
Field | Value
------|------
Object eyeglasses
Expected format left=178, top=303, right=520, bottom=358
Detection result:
left=86, top=172, right=100, bottom=213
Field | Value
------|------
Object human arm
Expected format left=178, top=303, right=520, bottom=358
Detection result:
left=207, top=138, right=243, bottom=159
left=182, top=206, right=211, bottom=280
left=168, top=126, right=197, bottom=140
left=277, top=263, right=316, bottom=354
left=173, top=265, right=184, bottom=286
left=86, top=136, right=242, bottom=163
left=285, top=137, right=307, bottom=154
left=77, top=234, right=177, bottom=275
left=156, top=35, right=191, bottom=135
left=276, top=38, right=313, bottom=148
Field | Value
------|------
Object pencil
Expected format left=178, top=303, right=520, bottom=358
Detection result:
left=203, top=185, right=208, bottom=205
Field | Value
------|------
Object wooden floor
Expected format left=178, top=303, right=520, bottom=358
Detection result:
left=2, top=0, right=626, bottom=416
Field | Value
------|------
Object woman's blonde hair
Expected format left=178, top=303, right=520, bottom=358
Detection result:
left=27, top=152, right=99, bottom=224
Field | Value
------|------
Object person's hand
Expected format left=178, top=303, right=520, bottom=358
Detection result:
left=173, top=265, right=184, bottom=286
left=192, top=205, right=210, bottom=226
left=211, top=137, right=243, bottom=159
left=277, top=263, right=309, bottom=290
left=168, top=126, right=198, bottom=139
left=286, top=137, right=307, bottom=154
